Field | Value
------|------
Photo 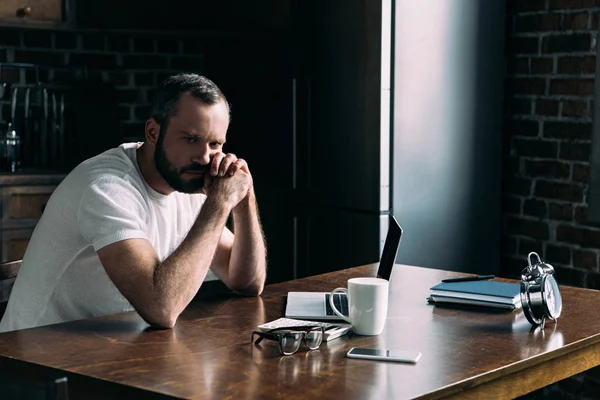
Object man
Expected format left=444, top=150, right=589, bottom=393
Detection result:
left=0, top=73, right=267, bottom=332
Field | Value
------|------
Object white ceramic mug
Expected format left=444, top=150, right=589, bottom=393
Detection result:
left=329, top=277, right=389, bottom=335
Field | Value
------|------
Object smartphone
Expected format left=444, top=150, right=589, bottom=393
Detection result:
left=346, top=347, right=422, bottom=363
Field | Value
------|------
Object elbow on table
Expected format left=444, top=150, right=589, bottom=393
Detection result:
left=139, top=308, right=179, bottom=329
left=231, top=280, right=264, bottom=297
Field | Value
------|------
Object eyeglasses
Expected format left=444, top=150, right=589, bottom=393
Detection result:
left=251, top=326, right=325, bottom=356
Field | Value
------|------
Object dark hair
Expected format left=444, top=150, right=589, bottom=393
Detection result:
left=150, top=73, right=229, bottom=127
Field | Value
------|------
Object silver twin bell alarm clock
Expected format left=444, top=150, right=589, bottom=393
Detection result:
left=520, top=252, right=563, bottom=329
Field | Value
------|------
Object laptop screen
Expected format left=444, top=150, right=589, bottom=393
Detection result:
left=377, top=215, right=403, bottom=280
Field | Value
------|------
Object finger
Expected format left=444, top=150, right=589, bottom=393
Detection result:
left=228, top=158, right=247, bottom=176
left=218, top=153, right=237, bottom=177
left=210, top=153, right=225, bottom=176
left=203, top=174, right=213, bottom=194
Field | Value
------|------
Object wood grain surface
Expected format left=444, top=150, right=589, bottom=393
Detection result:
left=0, top=264, right=598, bottom=399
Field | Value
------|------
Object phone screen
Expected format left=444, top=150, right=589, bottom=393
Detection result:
left=349, top=348, right=389, bottom=357
left=348, top=348, right=421, bottom=363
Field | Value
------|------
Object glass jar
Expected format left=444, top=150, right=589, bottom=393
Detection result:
left=0, top=128, right=21, bottom=172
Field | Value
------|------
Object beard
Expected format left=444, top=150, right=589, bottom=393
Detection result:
left=154, top=127, right=209, bottom=194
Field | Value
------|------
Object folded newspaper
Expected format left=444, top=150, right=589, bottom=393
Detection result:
left=257, top=318, right=352, bottom=342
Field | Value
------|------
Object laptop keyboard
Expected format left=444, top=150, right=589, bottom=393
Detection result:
left=325, top=293, right=349, bottom=316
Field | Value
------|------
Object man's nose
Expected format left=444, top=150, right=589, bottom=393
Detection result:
left=191, top=146, right=211, bottom=165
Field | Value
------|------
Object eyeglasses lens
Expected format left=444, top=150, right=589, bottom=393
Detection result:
left=305, top=329, right=323, bottom=349
left=280, top=332, right=303, bottom=355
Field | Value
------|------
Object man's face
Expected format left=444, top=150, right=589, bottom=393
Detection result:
left=154, top=93, right=229, bottom=194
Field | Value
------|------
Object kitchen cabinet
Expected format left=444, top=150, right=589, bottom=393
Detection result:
left=0, top=174, right=64, bottom=262
left=0, top=0, right=72, bottom=28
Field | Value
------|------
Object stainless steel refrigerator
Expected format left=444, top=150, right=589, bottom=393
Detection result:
left=204, top=0, right=503, bottom=283
left=204, top=0, right=392, bottom=283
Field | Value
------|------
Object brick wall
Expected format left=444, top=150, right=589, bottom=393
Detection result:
left=0, top=27, right=205, bottom=143
left=504, top=0, right=600, bottom=399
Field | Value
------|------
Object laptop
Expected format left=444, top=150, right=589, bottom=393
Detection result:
left=285, top=215, right=403, bottom=320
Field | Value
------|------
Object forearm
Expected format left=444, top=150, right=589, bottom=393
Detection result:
left=150, top=197, right=231, bottom=325
left=227, top=189, right=267, bottom=295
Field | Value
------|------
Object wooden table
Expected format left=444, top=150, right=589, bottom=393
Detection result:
left=1, top=264, right=600, bottom=399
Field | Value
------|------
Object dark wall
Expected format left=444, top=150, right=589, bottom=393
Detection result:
left=502, top=0, right=599, bottom=287
left=0, top=26, right=206, bottom=160
left=503, top=1, right=600, bottom=398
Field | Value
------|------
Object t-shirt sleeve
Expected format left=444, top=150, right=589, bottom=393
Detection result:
left=78, top=177, right=149, bottom=251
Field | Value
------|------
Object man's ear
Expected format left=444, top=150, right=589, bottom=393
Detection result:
left=145, top=118, right=161, bottom=145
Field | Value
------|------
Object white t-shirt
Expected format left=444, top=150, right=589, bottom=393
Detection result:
left=0, top=142, right=215, bottom=332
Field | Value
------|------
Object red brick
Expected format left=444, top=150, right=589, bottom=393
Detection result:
left=559, top=142, right=591, bottom=161
left=515, top=14, right=562, bottom=32
left=506, top=216, right=550, bottom=239
left=170, top=56, right=204, bottom=71
left=14, top=50, right=65, bottom=67
left=535, top=180, right=584, bottom=201
left=133, top=36, right=155, bottom=53
left=513, top=138, right=558, bottom=157
left=55, top=32, right=77, bottom=49
left=542, top=34, right=592, bottom=53
left=557, top=225, right=600, bottom=247
left=523, top=199, right=548, bottom=217
left=107, top=34, right=131, bottom=52
left=544, top=121, right=591, bottom=139
left=563, top=12, right=590, bottom=30
left=561, top=99, right=589, bottom=118
left=116, top=89, right=141, bottom=104
left=506, top=37, right=539, bottom=54
left=546, top=244, right=571, bottom=265
left=574, top=206, right=600, bottom=227
left=535, top=99, right=559, bottom=115
left=553, top=265, right=586, bottom=287
left=557, top=56, right=595, bottom=74
left=531, top=57, right=554, bottom=73
left=506, top=119, right=540, bottom=137
left=157, top=38, right=179, bottom=54
left=549, top=203, right=573, bottom=220
left=69, top=53, right=117, bottom=69
left=507, top=78, right=546, bottom=95
left=22, top=30, right=52, bottom=48
left=549, top=79, right=594, bottom=95
left=134, top=72, right=154, bottom=86
left=82, top=33, right=106, bottom=51
left=0, top=67, right=19, bottom=83
left=122, top=55, right=167, bottom=69
left=572, top=163, right=589, bottom=182
left=0, top=28, right=21, bottom=46
left=525, top=160, right=570, bottom=178
left=573, top=250, right=598, bottom=270
left=518, top=238, right=544, bottom=255
left=550, top=0, right=600, bottom=9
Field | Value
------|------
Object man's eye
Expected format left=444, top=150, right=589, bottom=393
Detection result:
left=210, top=142, right=221, bottom=148
left=185, top=137, right=198, bottom=143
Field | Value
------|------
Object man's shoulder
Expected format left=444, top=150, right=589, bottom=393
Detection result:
left=66, top=143, right=143, bottom=188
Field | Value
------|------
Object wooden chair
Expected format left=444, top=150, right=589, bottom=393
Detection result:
left=0, top=259, right=21, bottom=320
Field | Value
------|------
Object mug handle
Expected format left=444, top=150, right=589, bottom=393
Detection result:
left=329, top=288, right=352, bottom=323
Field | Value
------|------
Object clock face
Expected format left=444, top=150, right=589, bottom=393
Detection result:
left=543, top=275, right=562, bottom=319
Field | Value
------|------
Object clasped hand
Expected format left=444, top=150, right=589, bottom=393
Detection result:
left=202, top=152, right=252, bottom=208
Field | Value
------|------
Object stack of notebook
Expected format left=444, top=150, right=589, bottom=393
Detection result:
left=428, top=280, right=521, bottom=310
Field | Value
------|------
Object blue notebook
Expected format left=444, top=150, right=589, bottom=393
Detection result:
left=429, top=280, right=521, bottom=306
